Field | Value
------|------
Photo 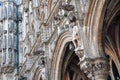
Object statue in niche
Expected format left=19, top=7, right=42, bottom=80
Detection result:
left=72, top=25, right=78, bottom=40
left=54, top=8, right=63, bottom=25
left=81, top=0, right=90, bottom=14
left=13, top=6, right=17, bottom=21
left=8, top=34, right=12, bottom=48
left=25, top=13, right=28, bottom=22
left=3, top=36, right=7, bottom=49
left=9, top=22, right=14, bottom=33
left=3, top=7, right=7, bottom=19
left=35, top=0, right=39, bottom=7
left=41, top=68, right=46, bottom=80
left=26, top=35, right=31, bottom=51
left=38, top=54, right=46, bottom=68
left=29, top=1, right=32, bottom=14
left=31, top=24, right=35, bottom=32
left=35, top=8, right=40, bottom=20
left=12, top=51, right=15, bottom=64
left=29, top=1, right=34, bottom=24
left=3, top=50, right=6, bottom=64
left=0, top=24, right=2, bottom=36
left=25, top=10, right=28, bottom=26
left=58, top=8, right=65, bottom=19
left=28, top=24, right=34, bottom=34
left=29, top=37, right=32, bottom=49
left=2, top=37, right=5, bottom=49
left=9, top=23, right=12, bottom=33
left=0, top=36, right=2, bottom=51
left=13, top=36, right=16, bottom=49
left=8, top=6, right=13, bottom=19
left=75, top=44, right=85, bottom=61
left=8, top=49, right=12, bottom=64
left=0, top=7, right=2, bottom=21
left=71, top=16, right=78, bottom=41
left=18, top=12, right=22, bottom=21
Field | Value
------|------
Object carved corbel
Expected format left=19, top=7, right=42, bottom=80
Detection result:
left=80, top=57, right=110, bottom=80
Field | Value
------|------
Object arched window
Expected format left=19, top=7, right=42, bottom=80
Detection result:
left=106, top=55, right=120, bottom=80
left=107, top=75, right=111, bottom=80
left=112, top=61, right=120, bottom=80
left=40, top=76, right=42, bottom=80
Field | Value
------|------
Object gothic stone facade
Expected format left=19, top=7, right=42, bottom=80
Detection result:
left=0, top=0, right=120, bottom=80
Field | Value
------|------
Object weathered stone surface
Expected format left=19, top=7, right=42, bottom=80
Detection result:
left=0, top=0, right=120, bottom=80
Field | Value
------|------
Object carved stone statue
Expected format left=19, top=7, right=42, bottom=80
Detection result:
left=41, top=68, right=46, bottom=80
left=72, top=25, right=78, bottom=41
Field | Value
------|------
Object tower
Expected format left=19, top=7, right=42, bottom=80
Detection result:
left=0, top=0, right=21, bottom=80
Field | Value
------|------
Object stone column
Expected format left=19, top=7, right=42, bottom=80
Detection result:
left=75, top=49, right=109, bottom=80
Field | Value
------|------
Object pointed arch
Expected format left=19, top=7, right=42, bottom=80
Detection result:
left=84, top=0, right=108, bottom=55
left=33, top=67, right=42, bottom=80
left=50, top=31, right=73, bottom=80
left=84, top=0, right=120, bottom=76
